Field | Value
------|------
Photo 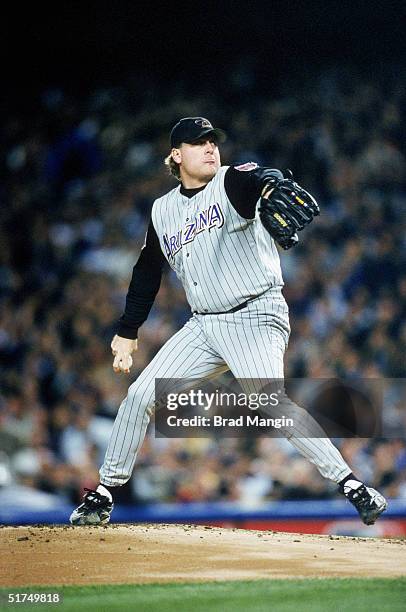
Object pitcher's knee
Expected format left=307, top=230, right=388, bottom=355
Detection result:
left=125, top=380, right=155, bottom=417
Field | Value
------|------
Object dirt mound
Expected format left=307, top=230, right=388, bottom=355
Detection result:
left=1, top=524, right=405, bottom=587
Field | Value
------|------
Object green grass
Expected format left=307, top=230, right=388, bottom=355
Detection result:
left=1, top=578, right=406, bottom=612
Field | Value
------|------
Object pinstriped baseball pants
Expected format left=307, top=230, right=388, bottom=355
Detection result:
left=100, top=289, right=351, bottom=486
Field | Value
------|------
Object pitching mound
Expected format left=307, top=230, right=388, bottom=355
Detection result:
left=2, top=524, right=405, bottom=587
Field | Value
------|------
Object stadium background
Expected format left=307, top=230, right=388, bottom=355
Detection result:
left=1, top=1, right=406, bottom=535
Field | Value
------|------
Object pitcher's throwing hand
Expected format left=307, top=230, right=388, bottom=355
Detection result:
left=111, top=335, right=137, bottom=374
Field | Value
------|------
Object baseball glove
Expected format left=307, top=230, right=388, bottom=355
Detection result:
left=258, top=170, right=320, bottom=250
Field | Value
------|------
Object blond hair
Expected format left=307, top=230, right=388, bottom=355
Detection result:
left=164, top=152, right=181, bottom=180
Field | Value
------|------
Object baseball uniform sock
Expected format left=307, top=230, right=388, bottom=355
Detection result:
left=338, top=473, right=360, bottom=493
left=96, top=484, right=114, bottom=501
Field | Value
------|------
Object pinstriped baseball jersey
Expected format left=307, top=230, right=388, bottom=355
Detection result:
left=151, top=166, right=284, bottom=314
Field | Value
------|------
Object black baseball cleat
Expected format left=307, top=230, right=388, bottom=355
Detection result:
left=342, top=479, right=387, bottom=525
left=70, top=487, right=113, bottom=526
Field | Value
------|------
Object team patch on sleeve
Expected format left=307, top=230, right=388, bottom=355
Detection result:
left=234, top=162, right=258, bottom=172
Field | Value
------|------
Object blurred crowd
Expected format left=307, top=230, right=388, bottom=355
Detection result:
left=1, top=65, right=406, bottom=508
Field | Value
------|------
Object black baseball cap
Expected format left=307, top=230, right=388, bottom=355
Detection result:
left=170, top=117, right=226, bottom=148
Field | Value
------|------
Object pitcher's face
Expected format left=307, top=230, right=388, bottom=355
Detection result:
left=172, top=138, right=221, bottom=187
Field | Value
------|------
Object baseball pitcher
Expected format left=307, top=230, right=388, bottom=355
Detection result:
left=70, top=117, right=387, bottom=526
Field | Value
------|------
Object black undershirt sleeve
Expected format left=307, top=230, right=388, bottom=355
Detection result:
left=116, top=219, right=165, bottom=339
left=224, top=165, right=284, bottom=219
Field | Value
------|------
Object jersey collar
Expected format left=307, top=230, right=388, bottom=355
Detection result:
left=179, top=183, right=207, bottom=199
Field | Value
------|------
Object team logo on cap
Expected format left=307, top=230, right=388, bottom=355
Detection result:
left=194, top=118, right=212, bottom=128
